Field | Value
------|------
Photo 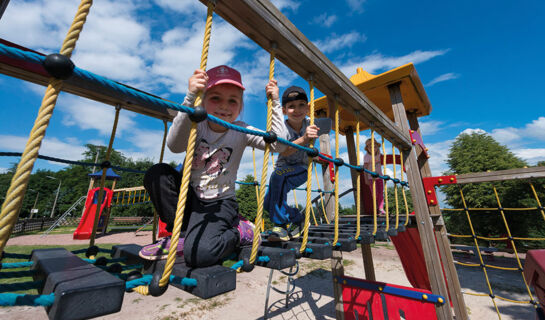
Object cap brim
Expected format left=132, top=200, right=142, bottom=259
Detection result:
left=207, top=79, right=245, bottom=90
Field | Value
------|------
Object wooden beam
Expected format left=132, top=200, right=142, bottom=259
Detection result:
left=390, top=83, right=452, bottom=320
left=408, top=113, right=468, bottom=320
left=455, top=167, right=545, bottom=184
left=201, top=0, right=412, bottom=151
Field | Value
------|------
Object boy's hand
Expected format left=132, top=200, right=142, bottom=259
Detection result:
left=265, top=79, right=279, bottom=101
left=188, top=69, right=208, bottom=95
left=303, top=125, right=319, bottom=143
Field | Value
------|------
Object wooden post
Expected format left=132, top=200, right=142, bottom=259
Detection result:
left=331, top=250, right=345, bottom=320
left=389, top=83, right=453, bottom=320
left=345, top=126, right=376, bottom=281
left=407, top=112, right=468, bottom=320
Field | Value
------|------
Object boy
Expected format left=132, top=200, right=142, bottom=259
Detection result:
left=264, top=86, right=320, bottom=241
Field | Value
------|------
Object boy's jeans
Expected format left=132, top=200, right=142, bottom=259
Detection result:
left=264, top=165, right=307, bottom=225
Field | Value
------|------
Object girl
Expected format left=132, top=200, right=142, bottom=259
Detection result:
left=139, top=65, right=286, bottom=268
left=362, top=138, right=385, bottom=215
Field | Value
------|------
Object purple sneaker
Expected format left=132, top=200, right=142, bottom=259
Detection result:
left=139, top=236, right=184, bottom=260
left=237, top=216, right=260, bottom=247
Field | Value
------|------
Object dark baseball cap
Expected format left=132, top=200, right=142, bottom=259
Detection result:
left=282, top=86, right=308, bottom=106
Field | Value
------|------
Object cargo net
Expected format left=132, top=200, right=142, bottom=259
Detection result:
left=442, top=177, right=545, bottom=318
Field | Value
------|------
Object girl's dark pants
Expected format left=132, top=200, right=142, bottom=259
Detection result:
left=144, top=163, right=239, bottom=267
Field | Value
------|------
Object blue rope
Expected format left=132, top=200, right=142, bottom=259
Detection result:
left=0, top=293, right=55, bottom=307
left=1, top=261, right=33, bottom=269
left=231, top=260, right=244, bottom=270
left=0, top=280, right=43, bottom=293
left=0, top=42, right=409, bottom=186
left=0, top=270, right=36, bottom=279
left=2, top=252, right=31, bottom=259
left=125, top=274, right=152, bottom=290
left=230, top=256, right=271, bottom=270
left=170, top=275, right=197, bottom=287
left=305, top=248, right=313, bottom=254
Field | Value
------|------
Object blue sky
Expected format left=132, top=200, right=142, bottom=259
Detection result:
left=0, top=0, right=544, bottom=207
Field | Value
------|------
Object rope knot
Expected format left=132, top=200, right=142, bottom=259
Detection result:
left=43, top=53, right=75, bottom=80
left=263, top=131, right=277, bottom=144
left=188, top=106, right=208, bottom=123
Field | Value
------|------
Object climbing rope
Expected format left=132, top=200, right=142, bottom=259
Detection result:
left=312, top=163, right=330, bottom=224
left=250, top=43, right=276, bottom=264
left=355, top=118, right=361, bottom=239
left=382, top=136, right=389, bottom=232
left=156, top=0, right=215, bottom=290
left=371, top=130, right=377, bottom=235
left=332, top=97, right=340, bottom=247
left=0, top=0, right=93, bottom=254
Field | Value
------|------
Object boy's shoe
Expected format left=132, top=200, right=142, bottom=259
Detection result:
left=288, top=223, right=302, bottom=240
left=139, top=236, right=184, bottom=261
left=238, top=216, right=260, bottom=246
left=268, top=224, right=290, bottom=242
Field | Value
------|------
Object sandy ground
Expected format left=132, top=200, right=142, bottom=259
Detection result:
left=1, top=231, right=537, bottom=320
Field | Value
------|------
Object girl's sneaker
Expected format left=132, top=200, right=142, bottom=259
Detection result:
left=237, top=216, right=260, bottom=246
left=268, top=224, right=290, bottom=242
left=139, top=236, right=184, bottom=260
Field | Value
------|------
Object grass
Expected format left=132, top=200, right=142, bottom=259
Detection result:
left=1, top=243, right=119, bottom=294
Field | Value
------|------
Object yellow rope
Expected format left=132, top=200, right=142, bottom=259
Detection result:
left=331, top=97, right=340, bottom=247
left=462, top=292, right=532, bottom=305
left=299, top=76, right=315, bottom=253
left=250, top=46, right=275, bottom=263
left=492, top=185, right=536, bottom=302
left=0, top=0, right=93, bottom=253
left=381, top=136, right=389, bottom=231
left=133, top=285, right=150, bottom=296
left=393, top=145, right=400, bottom=229
left=529, top=182, right=545, bottom=221
left=158, top=2, right=215, bottom=287
left=400, top=151, right=409, bottom=226
left=459, top=187, right=502, bottom=318
left=313, top=163, right=329, bottom=224
left=371, top=130, right=377, bottom=235
left=309, top=202, right=319, bottom=226
left=355, top=120, right=361, bottom=239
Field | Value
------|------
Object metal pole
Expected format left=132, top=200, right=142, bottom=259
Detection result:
left=30, top=192, right=39, bottom=219
left=50, top=180, right=61, bottom=218
left=0, top=0, right=10, bottom=20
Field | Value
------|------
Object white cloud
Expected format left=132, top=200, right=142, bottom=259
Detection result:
left=339, top=49, right=450, bottom=76
left=460, top=128, right=486, bottom=135
left=513, top=148, right=545, bottom=164
left=271, top=0, right=301, bottom=11
left=153, top=0, right=204, bottom=14
left=312, top=13, right=338, bottom=27
left=490, top=127, right=521, bottom=145
left=419, top=120, right=444, bottom=136
left=524, top=117, right=545, bottom=141
left=425, top=72, right=460, bottom=87
left=314, top=31, right=367, bottom=54
left=0, top=135, right=87, bottom=168
left=346, top=0, right=366, bottom=13
left=426, top=139, right=454, bottom=175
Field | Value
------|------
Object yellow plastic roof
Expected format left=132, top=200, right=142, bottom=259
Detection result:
left=313, top=63, right=431, bottom=134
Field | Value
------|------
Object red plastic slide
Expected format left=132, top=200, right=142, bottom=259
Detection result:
left=73, top=187, right=113, bottom=240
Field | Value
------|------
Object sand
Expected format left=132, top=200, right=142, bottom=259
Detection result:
left=1, top=231, right=536, bottom=319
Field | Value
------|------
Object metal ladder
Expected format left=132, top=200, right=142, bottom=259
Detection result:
left=41, top=196, right=86, bottom=237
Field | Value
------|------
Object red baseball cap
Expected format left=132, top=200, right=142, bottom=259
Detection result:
left=206, top=65, right=245, bottom=91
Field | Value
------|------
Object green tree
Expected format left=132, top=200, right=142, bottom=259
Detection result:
left=385, top=184, right=413, bottom=215
left=235, top=175, right=272, bottom=230
left=440, top=132, right=544, bottom=248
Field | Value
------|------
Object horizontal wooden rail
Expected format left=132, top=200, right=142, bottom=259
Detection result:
left=455, top=167, right=545, bottom=184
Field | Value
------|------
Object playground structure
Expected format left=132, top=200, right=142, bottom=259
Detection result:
left=0, top=1, right=544, bottom=319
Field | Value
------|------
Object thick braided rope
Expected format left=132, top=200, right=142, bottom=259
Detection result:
left=382, top=136, right=389, bottom=231
left=158, top=2, right=214, bottom=287
left=371, top=130, right=377, bottom=235
left=313, top=164, right=329, bottom=224
left=250, top=48, right=275, bottom=264
left=355, top=120, right=361, bottom=239
left=0, top=0, right=93, bottom=254
left=0, top=293, right=55, bottom=307
left=459, top=187, right=501, bottom=316
left=90, top=106, right=120, bottom=246
left=393, top=145, right=400, bottom=229
left=332, top=98, right=340, bottom=247
left=299, top=78, right=315, bottom=253
left=400, top=151, right=410, bottom=226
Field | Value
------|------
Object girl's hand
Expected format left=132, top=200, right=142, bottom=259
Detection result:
left=303, top=125, right=319, bottom=142
left=266, top=79, right=279, bottom=100
left=188, top=69, right=208, bottom=95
